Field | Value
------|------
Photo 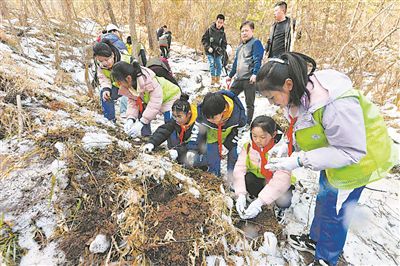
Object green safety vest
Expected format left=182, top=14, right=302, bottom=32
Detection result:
left=207, top=126, right=234, bottom=144
left=295, top=89, right=398, bottom=189
left=143, top=76, right=180, bottom=104
left=101, top=54, right=132, bottom=88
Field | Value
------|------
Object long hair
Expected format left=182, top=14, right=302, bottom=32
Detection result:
left=256, top=52, right=316, bottom=106
left=111, top=61, right=143, bottom=90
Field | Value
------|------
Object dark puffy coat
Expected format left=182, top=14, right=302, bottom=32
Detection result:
left=201, top=22, right=227, bottom=56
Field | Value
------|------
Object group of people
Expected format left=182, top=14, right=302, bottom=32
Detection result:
left=92, top=2, right=397, bottom=266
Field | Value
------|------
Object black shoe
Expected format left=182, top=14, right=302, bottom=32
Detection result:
left=309, top=259, right=329, bottom=266
left=274, top=206, right=286, bottom=224
left=288, top=234, right=316, bottom=254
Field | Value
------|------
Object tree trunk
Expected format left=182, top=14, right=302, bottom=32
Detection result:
left=129, top=0, right=140, bottom=60
left=103, top=0, right=117, bottom=25
left=143, top=0, right=157, bottom=54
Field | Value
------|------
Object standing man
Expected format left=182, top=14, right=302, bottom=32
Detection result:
left=202, top=14, right=227, bottom=86
left=265, top=1, right=297, bottom=58
left=156, top=25, right=167, bottom=40
left=227, top=21, right=264, bottom=126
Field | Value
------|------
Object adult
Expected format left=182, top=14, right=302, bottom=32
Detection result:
left=256, top=52, right=398, bottom=266
left=227, top=21, right=264, bottom=126
left=201, top=14, right=227, bottom=86
left=265, top=1, right=297, bottom=58
left=156, top=25, right=167, bottom=40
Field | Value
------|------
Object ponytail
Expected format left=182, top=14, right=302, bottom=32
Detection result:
left=172, top=93, right=190, bottom=114
left=111, top=61, right=143, bottom=89
left=256, top=52, right=316, bottom=106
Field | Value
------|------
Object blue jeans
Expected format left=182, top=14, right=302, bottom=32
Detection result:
left=310, top=171, right=365, bottom=265
left=207, top=143, right=238, bottom=176
left=100, top=86, right=121, bottom=122
left=120, top=96, right=128, bottom=114
left=139, top=111, right=172, bottom=137
left=206, top=54, right=222, bottom=77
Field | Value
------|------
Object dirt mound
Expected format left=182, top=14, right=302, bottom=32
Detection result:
left=144, top=193, right=211, bottom=265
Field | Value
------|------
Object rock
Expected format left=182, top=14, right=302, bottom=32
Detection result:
left=89, top=234, right=110, bottom=254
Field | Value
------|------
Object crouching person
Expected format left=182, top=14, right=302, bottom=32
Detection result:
left=198, top=90, right=247, bottom=177
left=111, top=61, right=181, bottom=138
left=233, top=116, right=293, bottom=222
left=141, top=94, right=207, bottom=167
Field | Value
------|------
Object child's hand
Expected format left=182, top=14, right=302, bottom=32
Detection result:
left=266, top=156, right=301, bottom=171
left=236, top=194, right=247, bottom=216
left=186, top=151, right=196, bottom=166
left=142, top=143, right=154, bottom=153
left=243, top=198, right=263, bottom=219
left=169, top=149, right=178, bottom=161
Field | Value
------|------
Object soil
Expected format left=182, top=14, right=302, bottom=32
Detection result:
left=144, top=185, right=212, bottom=265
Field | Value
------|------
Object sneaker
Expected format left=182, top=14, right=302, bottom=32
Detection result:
left=308, top=259, right=329, bottom=266
left=288, top=234, right=316, bottom=254
left=274, top=206, right=286, bottom=224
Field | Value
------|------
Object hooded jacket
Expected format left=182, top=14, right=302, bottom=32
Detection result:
left=201, top=22, right=227, bottom=56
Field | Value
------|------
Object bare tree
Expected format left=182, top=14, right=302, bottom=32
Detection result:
left=103, top=0, right=117, bottom=25
left=129, top=0, right=140, bottom=60
left=143, top=0, right=157, bottom=54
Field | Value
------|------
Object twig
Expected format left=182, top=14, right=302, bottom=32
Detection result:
left=371, top=19, right=400, bottom=51
left=75, top=152, right=98, bottom=185
left=16, top=95, right=23, bottom=137
left=333, top=2, right=394, bottom=65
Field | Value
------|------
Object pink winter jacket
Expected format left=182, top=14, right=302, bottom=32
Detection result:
left=233, top=144, right=291, bottom=205
left=118, top=67, right=180, bottom=124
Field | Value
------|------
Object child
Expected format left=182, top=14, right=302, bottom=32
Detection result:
left=233, top=115, right=293, bottom=221
left=93, top=40, right=132, bottom=122
left=256, top=52, right=398, bottom=265
left=111, top=61, right=181, bottom=138
left=198, top=90, right=247, bottom=177
left=142, top=94, right=206, bottom=167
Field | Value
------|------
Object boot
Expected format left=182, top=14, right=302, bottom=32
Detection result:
left=210, top=76, right=216, bottom=86
left=215, top=76, right=221, bottom=86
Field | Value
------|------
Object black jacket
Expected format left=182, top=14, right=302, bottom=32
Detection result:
left=201, top=22, right=227, bottom=56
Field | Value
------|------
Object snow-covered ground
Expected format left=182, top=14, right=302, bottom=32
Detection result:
left=0, top=21, right=399, bottom=265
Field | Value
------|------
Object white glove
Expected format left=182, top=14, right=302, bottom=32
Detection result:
left=186, top=151, right=196, bottom=166
left=269, top=143, right=288, bottom=158
left=208, top=47, right=213, bottom=53
left=249, top=74, right=257, bottom=84
left=235, top=194, right=247, bottom=216
left=124, top=118, right=135, bottom=133
left=169, top=149, right=178, bottom=161
left=243, top=198, right=264, bottom=219
left=127, top=120, right=144, bottom=138
left=265, top=156, right=301, bottom=171
left=142, top=143, right=154, bottom=153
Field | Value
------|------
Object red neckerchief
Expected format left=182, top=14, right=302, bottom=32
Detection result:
left=251, top=139, right=275, bottom=181
left=287, top=115, right=297, bottom=156
left=179, top=124, right=189, bottom=144
left=136, top=97, right=143, bottom=114
left=217, top=124, right=223, bottom=158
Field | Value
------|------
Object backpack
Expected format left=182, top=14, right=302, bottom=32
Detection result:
left=146, top=57, right=180, bottom=89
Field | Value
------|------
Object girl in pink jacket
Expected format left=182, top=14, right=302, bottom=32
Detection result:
left=111, top=61, right=181, bottom=138
left=233, top=115, right=293, bottom=221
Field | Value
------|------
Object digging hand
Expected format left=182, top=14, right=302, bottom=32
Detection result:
left=243, top=198, right=264, bottom=219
